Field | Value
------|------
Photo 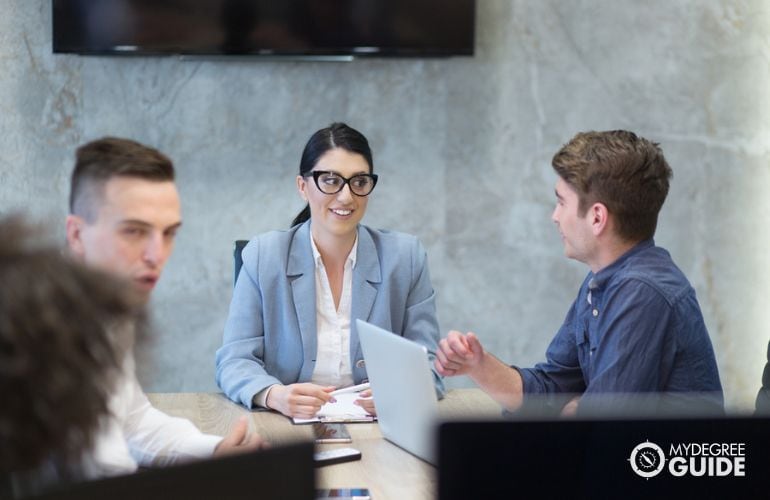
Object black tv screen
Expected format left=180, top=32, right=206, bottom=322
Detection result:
left=52, top=0, right=475, bottom=58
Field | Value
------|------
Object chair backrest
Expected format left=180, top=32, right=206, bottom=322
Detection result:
left=233, top=239, right=249, bottom=286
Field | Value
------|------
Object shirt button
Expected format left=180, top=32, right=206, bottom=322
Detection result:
left=355, top=359, right=366, bottom=368
left=592, top=309, right=598, bottom=317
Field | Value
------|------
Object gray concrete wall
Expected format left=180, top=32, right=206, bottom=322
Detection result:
left=1, top=1, right=768, bottom=410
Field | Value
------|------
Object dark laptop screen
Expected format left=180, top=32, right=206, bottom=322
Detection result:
left=33, top=441, right=315, bottom=500
left=438, top=418, right=770, bottom=500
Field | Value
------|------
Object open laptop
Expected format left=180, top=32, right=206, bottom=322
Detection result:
left=356, top=319, right=439, bottom=463
left=438, top=417, right=770, bottom=499
left=31, top=442, right=315, bottom=500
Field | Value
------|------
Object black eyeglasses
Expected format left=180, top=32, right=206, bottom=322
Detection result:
left=306, top=170, right=378, bottom=196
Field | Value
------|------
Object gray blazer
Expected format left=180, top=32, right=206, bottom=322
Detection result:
left=215, top=221, right=445, bottom=408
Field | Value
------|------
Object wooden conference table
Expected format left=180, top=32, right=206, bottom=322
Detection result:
left=148, top=389, right=501, bottom=499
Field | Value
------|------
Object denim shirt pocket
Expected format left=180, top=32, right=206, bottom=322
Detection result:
left=574, top=321, right=594, bottom=378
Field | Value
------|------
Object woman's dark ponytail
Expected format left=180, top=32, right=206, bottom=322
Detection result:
left=291, top=204, right=311, bottom=227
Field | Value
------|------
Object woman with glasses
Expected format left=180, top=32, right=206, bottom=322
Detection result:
left=216, top=123, right=445, bottom=419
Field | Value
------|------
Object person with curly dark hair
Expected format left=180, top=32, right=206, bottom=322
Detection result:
left=0, top=216, right=142, bottom=497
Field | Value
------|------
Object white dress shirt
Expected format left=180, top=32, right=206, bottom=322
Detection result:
left=87, top=354, right=222, bottom=477
left=309, top=234, right=356, bottom=388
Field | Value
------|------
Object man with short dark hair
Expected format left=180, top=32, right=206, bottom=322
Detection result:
left=65, top=137, right=263, bottom=477
left=435, top=130, right=723, bottom=415
left=66, top=137, right=180, bottom=300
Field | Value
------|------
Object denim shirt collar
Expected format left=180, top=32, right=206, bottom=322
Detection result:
left=588, top=239, right=655, bottom=291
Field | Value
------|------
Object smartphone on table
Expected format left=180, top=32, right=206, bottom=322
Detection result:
left=313, top=447, right=362, bottom=467
left=315, top=488, right=371, bottom=499
left=313, top=422, right=352, bottom=443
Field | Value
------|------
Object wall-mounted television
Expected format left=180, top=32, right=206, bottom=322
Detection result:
left=52, top=0, right=475, bottom=59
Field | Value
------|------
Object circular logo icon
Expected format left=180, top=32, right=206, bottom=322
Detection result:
left=629, top=441, right=666, bottom=478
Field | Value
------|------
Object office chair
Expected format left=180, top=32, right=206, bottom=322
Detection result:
left=233, top=240, right=249, bottom=286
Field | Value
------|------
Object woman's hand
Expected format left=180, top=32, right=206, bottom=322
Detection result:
left=266, top=383, right=336, bottom=419
left=354, top=388, right=376, bottom=416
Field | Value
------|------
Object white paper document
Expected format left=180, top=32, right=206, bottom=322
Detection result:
left=292, top=392, right=376, bottom=424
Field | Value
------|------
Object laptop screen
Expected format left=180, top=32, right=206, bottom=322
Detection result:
left=33, top=441, right=315, bottom=500
left=356, top=319, right=439, bottom=463
left=438, top=418, right=770, bottom=499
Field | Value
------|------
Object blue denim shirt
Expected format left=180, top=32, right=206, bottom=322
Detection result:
left=518, top=240, right=723, bottom=406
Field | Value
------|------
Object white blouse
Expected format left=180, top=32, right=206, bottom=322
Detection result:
left=309, top=233, right=356, bottom=388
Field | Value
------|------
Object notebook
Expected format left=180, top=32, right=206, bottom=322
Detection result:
left=356, top=319, right=439, bottom=463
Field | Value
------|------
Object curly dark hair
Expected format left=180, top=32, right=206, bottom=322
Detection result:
left=0, top=216, right=144, bottom=472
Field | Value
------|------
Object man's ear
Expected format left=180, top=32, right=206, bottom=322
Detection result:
left=590, top=202, right=610, bottom=236
left=296, top=175, right=308, bottom=202
left=65, top=214, right=86, bottom=258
